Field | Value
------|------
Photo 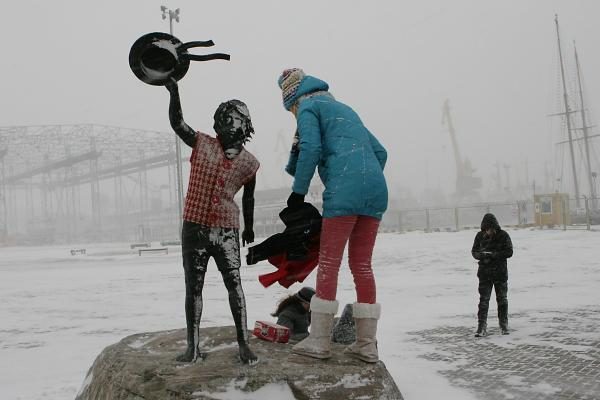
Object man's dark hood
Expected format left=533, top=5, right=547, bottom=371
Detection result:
left=481, top=213, right=500, bottom=231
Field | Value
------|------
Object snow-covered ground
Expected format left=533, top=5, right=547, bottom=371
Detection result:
left=1, top=227, right=598, bottom=400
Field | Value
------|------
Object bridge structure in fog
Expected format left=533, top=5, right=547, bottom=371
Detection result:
left=0, top=124, right=324, bottom=246
left=0, top=124, right=183, bottom=244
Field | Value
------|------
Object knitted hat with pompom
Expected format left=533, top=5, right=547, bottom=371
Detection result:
left=278, top=68, right=306, bottom=110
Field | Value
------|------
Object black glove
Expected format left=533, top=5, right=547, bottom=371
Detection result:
left=287, top=192, right=305, bottom=207
left=241, top=229, right=254, bottom=247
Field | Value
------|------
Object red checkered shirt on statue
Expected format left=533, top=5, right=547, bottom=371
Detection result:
left=183, top=131, right=259, bottom=228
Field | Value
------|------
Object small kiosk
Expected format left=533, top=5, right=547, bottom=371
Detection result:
left=534, top=193, right=570, bottom=227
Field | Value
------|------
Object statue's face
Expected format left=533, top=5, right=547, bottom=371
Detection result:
left=217, top=109, right=248, bottom=146
left=216, top=110, right=246, bottom=159
left=214, top=101, right=253, bottom=155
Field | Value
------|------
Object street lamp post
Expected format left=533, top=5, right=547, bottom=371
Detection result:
left=161, top=6, right=184, bottom=239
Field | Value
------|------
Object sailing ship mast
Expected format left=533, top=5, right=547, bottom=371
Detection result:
left=554, top=14, right=581, bottom=206
left=573, top=43, right=598, bottom=209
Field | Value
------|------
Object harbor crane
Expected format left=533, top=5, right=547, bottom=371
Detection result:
left=442, top=99, right=482, bottom=199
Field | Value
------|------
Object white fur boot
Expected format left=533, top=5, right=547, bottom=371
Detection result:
left=292, top=296, right=339, bottom=359
left=344, top=302, right=381, bottom=363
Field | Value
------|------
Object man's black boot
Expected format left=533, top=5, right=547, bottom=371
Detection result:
left=474, top=321, right=487, bottom=337
left=498, top=304, right=509, bottom=335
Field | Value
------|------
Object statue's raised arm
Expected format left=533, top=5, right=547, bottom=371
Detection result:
left=165, top=79, right=197, bottom=148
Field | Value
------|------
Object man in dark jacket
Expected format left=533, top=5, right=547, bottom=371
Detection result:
left=471, top=213, right=513, bottom=337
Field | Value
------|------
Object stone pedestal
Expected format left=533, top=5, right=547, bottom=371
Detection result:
left=76, top=326, right=403, bottom=400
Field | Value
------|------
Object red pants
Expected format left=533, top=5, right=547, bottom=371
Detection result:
left=316, top=215, right=380, bottom=304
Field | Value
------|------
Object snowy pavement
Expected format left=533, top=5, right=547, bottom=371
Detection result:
left=0, top=227, right=599, bottom=399
left=410, top=308, right=600, bottom=399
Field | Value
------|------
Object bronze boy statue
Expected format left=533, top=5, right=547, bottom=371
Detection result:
left=165, top=79, right=259, bottom=364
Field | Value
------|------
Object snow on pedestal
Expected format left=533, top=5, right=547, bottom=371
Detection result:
left=75, top=325, right=403, bottom=400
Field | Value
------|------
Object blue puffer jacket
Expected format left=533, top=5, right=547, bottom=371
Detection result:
left=285, top=75, right=388, bottom=220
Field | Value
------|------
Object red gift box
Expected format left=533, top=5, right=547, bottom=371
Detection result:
left=253, top=321, right=290, bottom=343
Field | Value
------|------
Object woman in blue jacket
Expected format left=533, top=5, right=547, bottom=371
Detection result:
left=277, top=68, right=388, bottom=362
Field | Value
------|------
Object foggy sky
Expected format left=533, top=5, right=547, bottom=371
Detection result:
left=2, top=0, right=600, bottom=199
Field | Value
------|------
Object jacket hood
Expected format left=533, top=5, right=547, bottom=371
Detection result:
left=292, top=75, right=329, bottom=106
left=481, top=213, right=500, bottom=231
